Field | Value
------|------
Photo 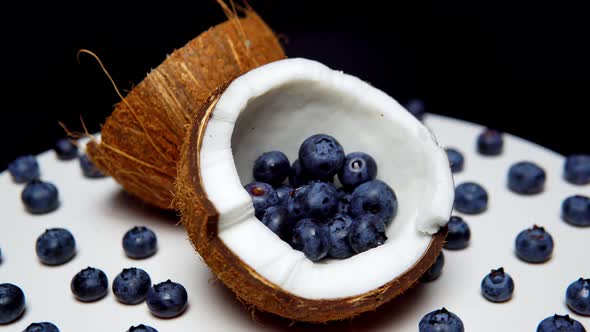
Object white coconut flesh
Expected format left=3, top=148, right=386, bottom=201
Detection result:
left=199, top=58, right=454, bottom=300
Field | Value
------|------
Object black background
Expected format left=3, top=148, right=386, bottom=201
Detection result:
left=1, top=1, right=588, bottom=170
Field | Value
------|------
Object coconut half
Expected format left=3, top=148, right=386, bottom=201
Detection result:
left=175, top=58, right=454, bottom=322
left=86, top=10, right=285, bottom=209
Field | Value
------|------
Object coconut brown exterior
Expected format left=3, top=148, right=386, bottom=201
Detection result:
left=86, top=11, right=285, bottom=209
left=175, top=93, right=449, bottom=323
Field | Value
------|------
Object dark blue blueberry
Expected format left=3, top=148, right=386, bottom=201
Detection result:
left=8, top=155, right=40, bottom=183
left=253, top=151, right=291, bottom=186
left=261, top=206, right=292, bottom=241
left=146, top=280, right=188, bottom=318
left=564, top=155, right=590, bottom=185
left=508, top=161, right=546, bottom=195
left=477, top=129, right=503, bottom=156
left=480, top=267, right=514, bottom=302
left=349, top=214, right=387, bottom=253
left=304, top=181, right=338, bottom=219
left=287, top=185, right=311, bottom=221
left=298, top=134, right=345, bottom=180
left=275, top=185, right=293, bottom=208
left=113, top=268, right=151, bottom=305
left=338, top=152, right=377, bottom=189
left=122, top=226, right=158, bottom=259
left=21, top=179, right=59, bottom=214
left=291, top=218, right=330, bottom=262
left=0, top=246, right=2, bottom=264
left=443, top=216, right=470, bottom=250
left=419, top=307, right=464, bottom=332
left=244, top=182, right=279, bottom=220
left=404, top=98, right=427, bottom=121
left=422, top=252, right=445, bottom=282
left=454, top=182, right=488, bottom=214
left=350, top=180, right=398, bottom=226
left=445, top=148, right=464, bottom=173
left=24, top=322, right=60, bottom=332
left=561, top=195, right=590, bottom=227
left=54, top=138, right=78, bottom=160
left=79, top=154, right=106, bottom=178
left=537, top=314, right=586, bottom=332
left=337, top=190, right=352, bottom=215
left=566, top=278, right=590, bottom=316
left=70, top=267, right=108, bottom=302
left=35, top=228, right=76, bottom=266
left=0, top=283, right=25, bottom=324
left=289, top=159, right=310, bottom=188
left=324, top=214, right=355, bottom=259
left=515, top=225, right=554, bottom=263
left=128, top=324, right=158, bottom=332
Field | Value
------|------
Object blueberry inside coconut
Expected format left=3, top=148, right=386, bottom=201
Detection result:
left=175, top=58, right=454, bottom=322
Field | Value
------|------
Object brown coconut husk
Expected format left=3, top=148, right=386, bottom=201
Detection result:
left=174, top=91, right=449, bottom=323
left=86, top=7, right=285, bottom=209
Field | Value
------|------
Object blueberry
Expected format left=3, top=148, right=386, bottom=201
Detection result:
left=537, top=314, right=586, bottom=332
left=244, top=182, right=279, bottom=220
left=289, top=159, right=310, bottom=188
left=480, top=267, right=514, bottom=302
left=35, top=228, right=76, bottom=266
left=24, top=322, right=60, bottom=332
left=454, top=182, right=488, bottom=214
left=404, top=98, right=427, bottom=121
left=79, top=154, right=106, bottom=178
left=275, top=185, right=293, bottom=208
left=291, top=218, right=330, bottom=262
left=338, top=152, right=377, bottom=189
left=422, top=252, right=445, bottom=282
left=298, top=134, right=345, bottom=180
left=336, top=190, right=352, bottom=215
left=253, top=151, right=291, bottom=186
left=21, top=179, right=59, bottom=214
left=445, top=148, right=464, bottom=173
left=561, top=195, right=590, bottom=227
left=287, top=185, right=311, bottom=221
left=566, top=278, right=590, bottom=316
left=146, top=280, right=188, bottom=318
left=113, top=268, right=151, bottom=305
left=261, top=206, right=292, bottom=241
left=54, top=138, right=78, bottom=160
left=128, top=324, right=158, bottom=332
left=0, top=283, right=26, bottom=324
left=508, top=161, right=546, bottom=194
left=304, top=181, right=338, bottom=219
left=122, top=226, right=158, bottom=259
left=324, top=214, right=355, bottom=259
left=564, top=155, right=590, bottom=185
left=515, top=225, right=554, bottom=263
left=8, top=155, right=40, bottom=183
left=477, top=128, right=503, bottom=156
left=419, top=307, right=464, bottom=332
left=0, top=246, right=3, bottom=264
left=349, top=214, right=387, bottom=254
left=443, top=216, right=470, bottom=250
left=350, top=180, right=398, bottom=226
left=71, top=267, right=108, bottom=302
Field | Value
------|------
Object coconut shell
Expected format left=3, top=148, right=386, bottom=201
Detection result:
left=174, top=91, right=449, bottom=323
left=86, top=10, right=285, bottom=209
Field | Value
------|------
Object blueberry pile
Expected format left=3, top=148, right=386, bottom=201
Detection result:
left=244, top=134, right=398, bottom=262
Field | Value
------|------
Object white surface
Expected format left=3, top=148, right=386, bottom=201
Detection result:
left=201, top=58, right=454, bottom=299
left=0, top=114, right=588, bottom=331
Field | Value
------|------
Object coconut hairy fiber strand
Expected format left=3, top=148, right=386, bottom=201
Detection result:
left=86, top=10, right=285, bottom=209
left=174, top=91, right=449, bottom=323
